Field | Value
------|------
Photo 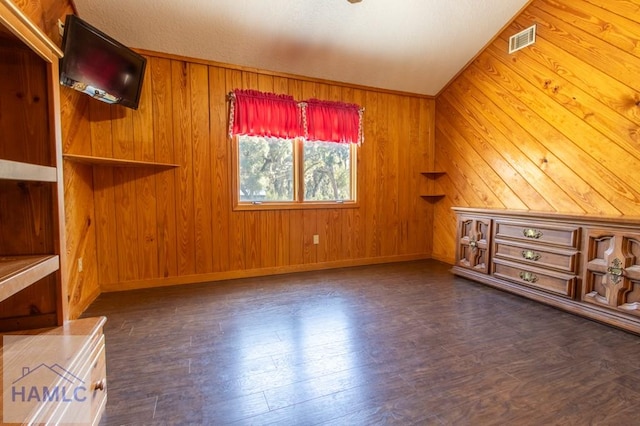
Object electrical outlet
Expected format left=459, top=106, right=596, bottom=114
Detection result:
left=78, top=257, right=83, bottom=272
left=313, top=235, right=319, bottom=245
left=57, top=19, right=65, bottom=37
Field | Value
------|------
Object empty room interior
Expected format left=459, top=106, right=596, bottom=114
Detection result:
left=2, top=0, right=640, bottom=424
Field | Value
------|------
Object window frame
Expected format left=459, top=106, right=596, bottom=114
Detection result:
left=231, top=135, right=359, bottom=211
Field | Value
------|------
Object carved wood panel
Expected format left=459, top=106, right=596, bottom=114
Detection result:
left=456, top=215, right=491, bottom=274
left=583, top=229, right=640, bottom=316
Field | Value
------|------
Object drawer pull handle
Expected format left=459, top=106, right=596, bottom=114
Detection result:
left=607, top=258, right=624, bottom=284
left=469, top=239, right=478, bottom=250
left=94, top=379, right=106, bottom=391
left=523, top=228, right=543, bottom=239
left=522, top=250, right=541, bottom=261
left=519, top=271, right=538, bottom=283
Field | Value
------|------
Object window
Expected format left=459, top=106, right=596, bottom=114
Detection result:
left=229, top=90, right=362, bottom=209
left=303, top=140, right=353, bottom=201
left=237, top=136, right=295, bottom=203
left=235, top=135, right=357, bottom=207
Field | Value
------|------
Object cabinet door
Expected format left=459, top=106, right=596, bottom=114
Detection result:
left=582, top=229, right=640, bottom=316
left=456, top=216, right=491, bottom=274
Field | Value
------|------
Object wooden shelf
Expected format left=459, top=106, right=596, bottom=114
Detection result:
left=0, top=255, right=59, bottom=303
left=0, top=159, right=57, bottom=182
left=421, top=171, right=446, bottom=177
left=64, top=154, right=179, bottom=168
left=420, top=171, right=446, bottom=202
left=421, top=194, right=445, bottom=200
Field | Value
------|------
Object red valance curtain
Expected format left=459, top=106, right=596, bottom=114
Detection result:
left=228, top=90, right=364, bottom=144
left=228, top=89, right=302, bottom=139
left=303, top=99, right=363, bottom=145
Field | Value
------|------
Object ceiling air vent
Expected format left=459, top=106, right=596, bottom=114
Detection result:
left=509, top=25, right=536, bottom=54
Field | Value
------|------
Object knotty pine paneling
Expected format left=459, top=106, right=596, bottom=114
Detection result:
left=13, top=0, right=75, bottom=45
left=62, top=89, right=100, bottom=319
left=0, top=35, right=58, bottom=323
left=172, top=61, right=196, bottom=276
left=61, top=51, right=436, bottom=305
left=434, top=0, right=640, bottom=264
left=0, top=0, right=76, bottom=324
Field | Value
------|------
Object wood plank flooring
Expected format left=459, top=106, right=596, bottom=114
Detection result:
left=82, top=260, right=640, bottom=425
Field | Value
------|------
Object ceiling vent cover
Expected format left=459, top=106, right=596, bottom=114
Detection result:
left=509, top=25, right=536, bottom=54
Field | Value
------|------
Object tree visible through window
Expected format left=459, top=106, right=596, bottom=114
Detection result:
left=238, top=136, right=294, bottom=202
left=304, top=141, right=352, bottom=201
left=236, top=136, right=356, bottom=206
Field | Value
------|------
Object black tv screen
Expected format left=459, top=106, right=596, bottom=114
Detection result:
left=59, top=15, right=146, bottom=109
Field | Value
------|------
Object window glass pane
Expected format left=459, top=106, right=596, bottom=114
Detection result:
left=303, top=141, right=352, bottom=201
left=238, top=136, right=294, bottom=202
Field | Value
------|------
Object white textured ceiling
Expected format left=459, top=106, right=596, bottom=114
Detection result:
left=72, top=0, right=529, bottom=96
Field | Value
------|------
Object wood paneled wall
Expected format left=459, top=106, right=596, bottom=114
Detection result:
left=62, top=53, right=436, bottom=315
left=434, top=0, right=640, bottom=263
left=12, top=0, right=75, bottom=46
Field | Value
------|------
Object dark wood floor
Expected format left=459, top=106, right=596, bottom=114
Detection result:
left=83, top=260, right=640, bottom=425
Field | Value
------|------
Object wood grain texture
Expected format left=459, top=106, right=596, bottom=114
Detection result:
left=209, top=66, right=230, bottom=272
left=150, top=58, right=178, bottom=279
left=13, top=0, right=74, bottom=46
left=434, top=0, right=640, bottom=263
left=225, top=68, right=246, bottom=272
left=60, top=51, right=436, bottom=297
left=63, top=160, right=99, bottom=319
left=363, top=90, right=380, bottom=259
left=62, top=89, right=99, bottom=318
left=172, top=61, right=196, bottom=276
left=84, top=260, right=640, bottom=425
left=89, top=101, right=118, bottom=286
left=0, top=0, right=73, bottom=327
left=112, top=112, right=139, bottom=282
left=130, top=70, right=158, bottom=282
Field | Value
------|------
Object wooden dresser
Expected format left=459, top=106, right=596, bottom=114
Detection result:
left=453, top=207, right=640, bottom=334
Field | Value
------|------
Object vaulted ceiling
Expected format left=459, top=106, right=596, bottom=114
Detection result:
left=72, top=0, right=530, bottom=96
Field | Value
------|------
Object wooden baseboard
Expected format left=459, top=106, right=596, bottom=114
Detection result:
left=100, top=254, right=433, bottom=293
left=430, top=253, right=454, bottom=265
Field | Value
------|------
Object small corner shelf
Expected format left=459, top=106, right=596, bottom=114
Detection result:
left=420, top=170, right=446, bottom=202
left=421, top=171, right=446, bottom=178
left=64, top=154, right=179, bottom=169
left=420, top=194, right=446, bottom=202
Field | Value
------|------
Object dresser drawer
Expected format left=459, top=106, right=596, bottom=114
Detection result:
left=494, top=240, right=578, bottom=273
left=46, top=335, right=106, bottom=425
left=494, top=220, right=580, bottom=249
left=87, top=336, right=107, bottom=425
left=493, top=259, right=576, bottom=298
left=22, top=319, right=107, bottom=426
left=76, top=333, right=107, bottom=425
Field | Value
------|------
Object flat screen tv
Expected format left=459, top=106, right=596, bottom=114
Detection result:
left=59, top=14, right=146, bottom=109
